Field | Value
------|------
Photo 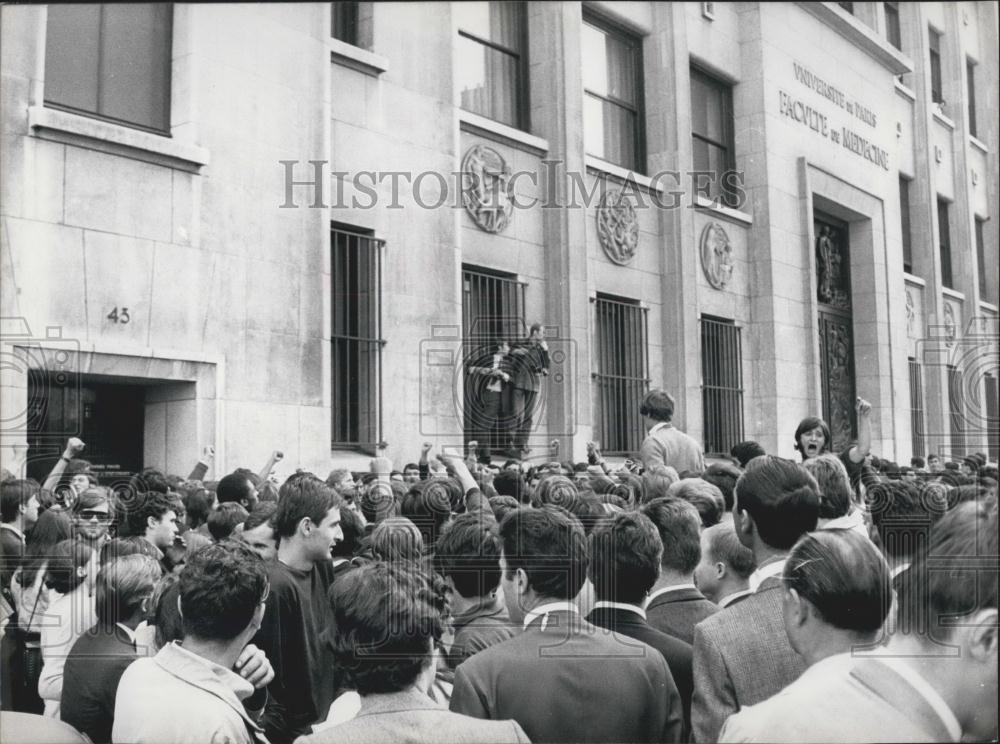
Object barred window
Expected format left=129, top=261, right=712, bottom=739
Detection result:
left=594, top=295, right=649, bottom=456
left=456, top=2, right=528, bottom=130
left=937, top=198, right=953, bottom=289
left=691, top=67, right=737, bottom=208
left=701, top=316, right=744, bottom=456
left=583, top=15, right=644, bottom=172
left=947, top=365, right=965, bottom=456
left=331, top=225, right=385, bottom=452
left=908, top=358, right=926, bottom=461
left=44, top=3, right=172, bottom=134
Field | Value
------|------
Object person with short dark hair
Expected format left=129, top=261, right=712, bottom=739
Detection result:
left=701, top=462, right=741, bottom=512
left=585, top=511, right=692, bottom=736
left=71, top=487, right=115, bottom=550
left=803, top=454, right=869, bottom=537
left=400, top=480, right=452, bottom=552
left=729, top=441, right=765, bottom=468
left=667, top=478, right=724, bottom=528
left=691, top=456, right=820, bottom=743
left=62, top=554, right=162, bottom=742
left=719, top=530, right=893, bottom=742
left=208, top=502, right=249, bottom=542
left=182, top=487, right=216, bottom=532
left=641, top=497, right=719, bottom=644
left=112, top=541, right=274, bottom=744
left=866, top=479, right=948, bottom=579
left=296, top=562, right=528, bottom=744
left=1, top=479, right=40, bottom=591
left=794, top=398, right=873, bottom=496
left=370, top=517, right=423, bottom=563
left=218, top=472, right=258, bottom=511
left=434, top=512, right=517, bottom=669
left=693, top=522, right=756, bottom=608
left=492, top=469, right=529, bottom=505
left=639, top=389, right=704, bottom=475
left=910, top=456, right=926, bottom=471
left=450, top=506, right=682, bottom=743
left=503, top=323, right=550, bottom=457
left=486, top=494, right=519, bottom=522
left=242, top=502, right=278, bottom=562
left=252, top=476, right=343, bottom=742
left=121, top=491, right=181, bottom=556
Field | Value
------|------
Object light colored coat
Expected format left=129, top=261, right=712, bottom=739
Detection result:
left=295, top=690, right=529, bottom=744
left=39, top=585, right=96, bottom=719
left=112, top=641, right=266, bottom=744
left=639, top=423, right=705, bottom=474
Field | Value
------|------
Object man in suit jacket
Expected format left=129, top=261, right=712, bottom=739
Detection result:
left=584, top=512, right=692, bottom=737
left=642, top=498, right=719, bottom=644
left=638, top=390, right=704, bottom=475
left=451, top=507, right=682, bottom=743
left=297, top=563, right=527, bottom=744
left=692, top=456, right=820, bottom=743
left=503, top=324, right=550, bottom=456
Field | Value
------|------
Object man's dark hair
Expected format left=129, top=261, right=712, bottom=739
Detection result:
left=730, top=440, right=766, bottom=468
left=403, top=463, right=419, bottom=473
left=329, top=562, right=446, bottom=695
left=274, top=476, right=341, bottom=539
left=1, top=479, right=37, bottom=523
left=243, top=501, right=277, bottom=532
left=330, top=506, right=364, bottom=559
left=734, top=456, right=820, bottom=550
left=566, top=494, right=610, bottom=535
left=400, top=481, right=452, bottom=549
left=370, top=517, right=424, bottom=563
left=44, top=539, right=94, bottom=594
left=639, top=389, right=674, bottom=422
left=122, top=491, right=181, bottom=538
left=704, top=523, right=756, bottom=579
left=641, top=497, right=702, bottom=574
left=95, top=555, right=162, bottom=625
left=207, top=502, right=249, bottom=542
left=866, top=480, right=948, bottom=560
left=784, top=530, right=891, bottom=633
left=497, top=506, right=588, bottom=601
left=896, top=501, right=998, bottom=639
left=129, top=468, right=170, bottom=495
left=487, top=495, right=519, bottom=522
left=99, top=536, right=164, bottom=566
left=179, top=541, right=268, bottom=641
left=435, top=511, right=501, bottom=599
left=911, top=456, right=926, bottom=469
left=702, top=463, right=740, bottom=511
left=217, top=472, right=254, bottom=505
left=360, top=481, right=398, bottom=525
left=589, top=512, right=662, bottom=604
left=493, top=469, right=529, bottom=504
left=182, top=488, right=215, bottom=530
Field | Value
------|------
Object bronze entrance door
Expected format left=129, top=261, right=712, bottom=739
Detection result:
left=815, top=214, right=857, bottom=453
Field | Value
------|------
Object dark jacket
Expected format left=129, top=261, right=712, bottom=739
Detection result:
left=586, top=605, right=695, bottom=740
left=61, top=623, right=138, bottom=743
left=506, top=344, right=549, bottom=392
left=451, top=609, right=682, bottom=743
left=645, top=586, right=719, bottom=645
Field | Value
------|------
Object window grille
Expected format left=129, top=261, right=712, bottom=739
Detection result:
left=909, top=358, right=926, bottom=460
left=701, top=316, right=744, bottom=456
left=593, top=295, right=649, bottom=456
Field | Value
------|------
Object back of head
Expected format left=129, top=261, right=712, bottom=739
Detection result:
left=207, top=502, right=249, bottom=542
left=182, top=488, right=215, bottom=529
left=667, top=478, right=724, bottom=527
left=179, top=541, right=268, bottom=641
left=487, top=495, right=519, bottom=522
left=730, top=440, right=766, bottom=468
left=100, top=536, right=163, bottom=566
left=641, top=467, right=678, bottom=504
left=589, top=511, right=662, bottom=604
left=640, top=497, right=702, bottom=574
left=704, top=522, right=756, bottom=579
left=370, top=517, right=424, bottom=563
left=129, top=468, right=170, bottom=495
left=435, top=511, right=501, bottom=599
left=95, top=554, right=163, bottom=625
left=498, top=506, right=588, bottom=602
left=802, top=454, right=853, bottom=519
left=400, top=481, right=452, bottom=547
left=640, top=389, right=674, bottom=422
left=329, top=562, right=446, bottom=695
left=45, top=539, right=94, bottom=594
left=1, top=479, right=37, bottom=523
left=533, top=474, right=580, bottom=510
left=330, top=506, right=365, bottom=559
left=702, top=462, right=741, bottom=511
left=274, top=476, right=340, bottom=539
left=243, top=501, right=277, bottom=532
left=735, top=455, right=820, bottom=550
left=493, top=469, right=529, bottom=504
left=866, top=480, right=947, bottom=560
left=360, top=481, right=397, bottom=525
left=895, top=501, right=998, bottom=643
left=217, top=472, right=253, bottom=505
left=784, top=530, right=891, bottom=634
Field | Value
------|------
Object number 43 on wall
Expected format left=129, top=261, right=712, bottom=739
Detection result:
left=106, top=307, right=131, bottom=324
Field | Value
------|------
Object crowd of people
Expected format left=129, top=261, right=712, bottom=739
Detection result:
left=0, top=388, right=997, bottom=743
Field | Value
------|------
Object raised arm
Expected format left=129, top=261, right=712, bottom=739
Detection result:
left=258, top=450, right=284, bottom=484
left=188, top=445, right=215, bottom=481
left=419, top=442, right=433, bottom=481
left=847, top=397, right=873, bottom=464
left=42, top=437, right=85, bottom=491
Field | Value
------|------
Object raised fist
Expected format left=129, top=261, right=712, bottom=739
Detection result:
left=65, top=437, right=86, bottom=456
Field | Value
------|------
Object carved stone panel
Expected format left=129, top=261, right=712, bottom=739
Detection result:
left=461, top=144, right=514, bottom=234
left=906, top=290, right=915, bottom=338
left=816, top=222, right=851, bottom=311
left=699, top=221, right=734, bottom=290
left=596, top=189, right=639, bottom=265
left=943, top=301, right=958, bottom=348
left=819, top=312, right=857, bottom=453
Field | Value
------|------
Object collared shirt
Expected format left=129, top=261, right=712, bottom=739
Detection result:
left=115, top=623, right=137, bottom=645
left=890, top=561, right=910, bottom=579
left=749, top=557, right=786, bottom=592
left=592, top=600, right=646, bottom=620
left=643, top=583, right=697, bottom=607
left=648, top=422, right=673, bottom=436
left=523, top=601, right=578, bottom=631
left=877, top=658, right=962, bottom=741
left=718, top=589, right=752, bottom=608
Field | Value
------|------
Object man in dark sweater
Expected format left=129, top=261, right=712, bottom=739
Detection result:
left=252, top=475, right=343, bottom=742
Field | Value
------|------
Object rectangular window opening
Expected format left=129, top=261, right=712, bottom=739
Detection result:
left=594, top=294, right=649, bottom=456
left=701, top=316, right=744, bottom=457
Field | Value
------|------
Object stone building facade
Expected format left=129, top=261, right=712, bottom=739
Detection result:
left=1, top=2, right=997, bottom=481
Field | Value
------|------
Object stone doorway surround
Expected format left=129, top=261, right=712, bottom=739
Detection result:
left=797, top=158, right=908, bottom=461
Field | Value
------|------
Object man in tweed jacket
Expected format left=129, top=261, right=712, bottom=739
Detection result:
left=691, top=456, right=820, bottom=743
